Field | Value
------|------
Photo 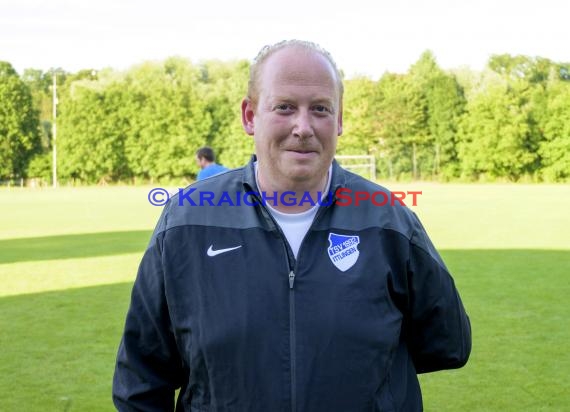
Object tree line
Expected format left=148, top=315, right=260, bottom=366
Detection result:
left=1, top=52, right=569, bottom=183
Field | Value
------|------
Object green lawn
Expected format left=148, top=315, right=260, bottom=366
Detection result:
left=0, top=185, right=569, bottom=411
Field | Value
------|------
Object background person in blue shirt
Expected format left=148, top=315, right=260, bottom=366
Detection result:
left=195, top=146, right=229, bottom=180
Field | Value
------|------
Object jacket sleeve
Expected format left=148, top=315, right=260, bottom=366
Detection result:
left=405, top=215, right=472, bottom=374
left=113, top=231, right=186, bottom=411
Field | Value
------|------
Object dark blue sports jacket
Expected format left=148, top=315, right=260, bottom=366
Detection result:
left=113, top=157, right=471, bottom=411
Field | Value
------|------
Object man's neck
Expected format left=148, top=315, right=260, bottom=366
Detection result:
left=256, top=166, right=331, bottom=213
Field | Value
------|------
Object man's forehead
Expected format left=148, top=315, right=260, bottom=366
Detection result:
left=265, top=91, right=336, bottom=105
left=259, top=48, right=339, bottom=94
left=272, top=68, right=336, bottom=86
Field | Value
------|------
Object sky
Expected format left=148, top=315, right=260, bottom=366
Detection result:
left=1, top=0, right=568, bottom=78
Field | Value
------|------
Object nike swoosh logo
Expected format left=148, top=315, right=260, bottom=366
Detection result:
left=207, top=245, right=242, bottom=257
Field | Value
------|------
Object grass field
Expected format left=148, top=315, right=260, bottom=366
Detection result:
left=1, top=184, right=569, bottom=411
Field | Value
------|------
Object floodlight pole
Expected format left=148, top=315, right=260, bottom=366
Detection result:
left=52, top=70, right=58, bottom=188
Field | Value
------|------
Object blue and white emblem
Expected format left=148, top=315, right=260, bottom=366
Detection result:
left=327, top=233, right=360, bottom=272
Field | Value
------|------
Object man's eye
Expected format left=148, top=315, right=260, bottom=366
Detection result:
left=313, top=105, right=331, bottom=113
left=275, top=104, right=293, bottom=112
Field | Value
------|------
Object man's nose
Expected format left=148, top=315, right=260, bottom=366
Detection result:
left=293, top=110, right=314, bottom=139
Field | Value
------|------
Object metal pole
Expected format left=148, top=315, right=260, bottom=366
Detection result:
left=52, top=71, right=57, bottom=188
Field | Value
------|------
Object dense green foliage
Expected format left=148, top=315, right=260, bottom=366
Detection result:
left=0, top=62, right=41, bottom=180
left=3, top=52, right=570, bottom=182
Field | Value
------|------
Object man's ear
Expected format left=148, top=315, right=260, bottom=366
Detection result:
left=337, top=101, right=343, bottom=136
left=241, top=98, right=255, bottom=136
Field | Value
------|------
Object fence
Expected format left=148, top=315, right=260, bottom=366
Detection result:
left=335, top=155, right=376, bottom=181
left=0, top=178, right=50, bottom=188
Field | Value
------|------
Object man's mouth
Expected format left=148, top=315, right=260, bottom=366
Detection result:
left=288, top=149, right=316, bottom=154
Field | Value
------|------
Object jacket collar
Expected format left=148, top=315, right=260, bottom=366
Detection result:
left=242, top=154, right=347, bottom=194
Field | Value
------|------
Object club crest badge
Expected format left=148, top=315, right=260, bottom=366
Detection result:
left=327, top=233, right=360, bottom=272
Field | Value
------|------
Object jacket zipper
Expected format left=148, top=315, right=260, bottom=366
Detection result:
left=288, top=269, right=297, bottom=412
left=287, top=197, right=335, bottom=412
left=247, top=190, right=298, bottom=411
left=249, top=188, right=337, bottom=412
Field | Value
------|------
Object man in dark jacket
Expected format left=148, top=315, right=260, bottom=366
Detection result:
left=113, top=39, right=471, bottom=411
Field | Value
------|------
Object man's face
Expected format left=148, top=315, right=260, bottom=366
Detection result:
left=241, top=47, right=343, bottom=190
left=196, top=156, right=207, bottom=170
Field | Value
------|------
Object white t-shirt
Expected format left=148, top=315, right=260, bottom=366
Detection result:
left=255, top=163, right=332, bottom=258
